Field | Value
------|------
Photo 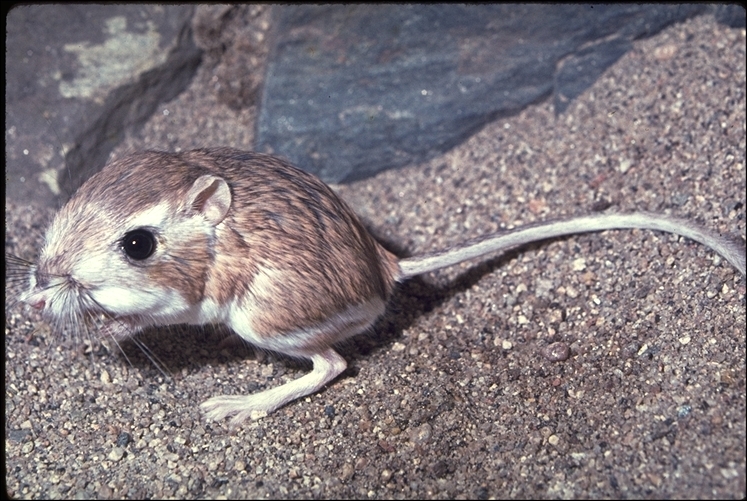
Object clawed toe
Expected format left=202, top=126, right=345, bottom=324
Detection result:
left=200, top=349, right=348, bottom=427
left=200, top=395, right=269, bottom=425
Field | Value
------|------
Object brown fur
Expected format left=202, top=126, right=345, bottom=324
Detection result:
left=187, top=149, right=399, bottom=337
left=63, top=148, right=400, bottom=338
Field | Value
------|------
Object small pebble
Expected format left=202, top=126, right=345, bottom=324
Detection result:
left=108, top=447, right=125, bottom=461
left=116, top=432, right=132, bottom=447
left=340, top=463, right=355, bottom=481
left=542, top=342, right=571, bottom=362
left=409, top=423, right=432, bottom=447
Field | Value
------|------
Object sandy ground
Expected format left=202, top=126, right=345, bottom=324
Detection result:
left=5, top=14, right=745, bottom=499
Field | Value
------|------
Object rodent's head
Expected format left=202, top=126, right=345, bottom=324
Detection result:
left=23, top=151, right=232, bottom=337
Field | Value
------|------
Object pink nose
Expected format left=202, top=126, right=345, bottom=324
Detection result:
left=29, top=299, right=46, bottom=310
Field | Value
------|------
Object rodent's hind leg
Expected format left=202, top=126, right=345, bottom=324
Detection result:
left=200, top=348, right=347, bottom=426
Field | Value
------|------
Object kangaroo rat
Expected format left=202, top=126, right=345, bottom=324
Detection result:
left=21, top=147, right=746, bottom=426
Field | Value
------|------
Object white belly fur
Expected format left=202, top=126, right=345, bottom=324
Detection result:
left=226, top=296, right=387, bottom=357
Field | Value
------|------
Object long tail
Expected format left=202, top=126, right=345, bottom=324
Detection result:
left=397, top=212, right=746, bottom=279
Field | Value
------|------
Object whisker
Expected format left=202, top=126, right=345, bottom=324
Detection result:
left=100, top=322, right=135, bottom=368
left=5, top=255, right=34, bottom=290
left=5, top=253, right=35, bottom=266
left=129, top=335, right=173, bottom=379
left=84, top=295, right=174, bottom=378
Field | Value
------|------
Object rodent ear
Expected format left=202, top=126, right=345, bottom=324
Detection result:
left=185, top=175, right=232, bottom=225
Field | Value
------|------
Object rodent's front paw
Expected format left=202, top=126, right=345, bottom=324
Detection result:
left=201, top=395, right=270, bottom=426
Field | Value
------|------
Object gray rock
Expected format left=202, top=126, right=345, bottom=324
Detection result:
left=5, top=4, right=200, bottom=203
left=256, top=4, right=722, bottom=182
left=6, top=4, right=744, bottom=207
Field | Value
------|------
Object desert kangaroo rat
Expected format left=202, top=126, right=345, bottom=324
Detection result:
left=21, top=147, right=746, bottom=426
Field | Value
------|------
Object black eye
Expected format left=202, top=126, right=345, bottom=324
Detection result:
left=122, top=229, right=156, bottom=260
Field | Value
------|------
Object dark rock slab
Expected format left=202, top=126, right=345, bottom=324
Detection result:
left=256, top=4, right=742, bottom=183
left=5, top=4, right=200, bottom=204
left=6, top=5, right=744, bottom=208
